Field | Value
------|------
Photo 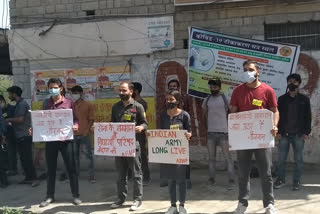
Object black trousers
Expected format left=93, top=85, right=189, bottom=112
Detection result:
left=45, top=140, right=79, bottom=198
left=16, top=136, right=37, bottom=180
left=6, top=127, right=17, bottom=172
left=0, top=137, right=8, bottom=185
left=138, top=134, right=150, bottom=181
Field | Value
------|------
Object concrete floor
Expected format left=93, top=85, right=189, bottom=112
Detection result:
left=1, top=166, right=320, bottom=214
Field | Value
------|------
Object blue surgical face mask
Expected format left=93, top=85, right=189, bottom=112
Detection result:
left=49, top=88, right=60, bottom=97
left=241, top=71, right=256, bottom=83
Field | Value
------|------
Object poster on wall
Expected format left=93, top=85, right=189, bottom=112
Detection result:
left=228, top=109, right=274, bottom=150
left=174, top=0, right=255, bottom=6
left=96, top=65, right=131, bottom=99
left=65, top=68, right=98, bottom=101
left=31, top=65, right=131, bottom=101
left=147, top=16, right=174, bottom=50
left=31, top=70, right=65, bottom=102
left=187, top=27, right=300, bottom=98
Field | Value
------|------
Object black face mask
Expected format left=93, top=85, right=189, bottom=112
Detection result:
left=288, top=83, right=298, bottom=92
left=211, top=90, right=219, bottom=96
left=166, top=102, right=178, bottom=109
left=119, top=94, right=130, bottom=101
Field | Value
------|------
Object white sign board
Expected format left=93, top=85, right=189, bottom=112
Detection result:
left=94, top=123, right=136, bottom=157
left=148, top=130, right=189, bottom=165
left=228, top=109, right=274, bottom=150
left=31, top=109, right=74, bottom=142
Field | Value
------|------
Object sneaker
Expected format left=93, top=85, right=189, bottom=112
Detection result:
left=89, top=176, right=96, bottom=184
left=31, top=180, right=40, bottom=187
left=186, top=180, right=192, bottom=189
left=265, top=204, right=277, bottom=214
left=6, top=170, right=17, bottom=176
left=274, top=179, right=285, bottom=189
left=73, top=198, right=82, bottom=205
left=160, top=180, right=168, bottom=187
left=130, top=200, right=142, bottom=211
left=59, top=172, right=68, bottom=182
left=227, top=180, right=235, bottom=190
left=39, top=198, right=54, bottom=207
left=179, top=206, right=187, bottom=214
left=208, top=178, right=215, bottom=186
left=165, top=206, right=178, bottom=214
left=18, top=179, right=33, bottom=184
left=292, top=182, right=300, bottom=191
left=234, top=202, right=247, bottom=214
left=110, top=199, right=124, bottom=209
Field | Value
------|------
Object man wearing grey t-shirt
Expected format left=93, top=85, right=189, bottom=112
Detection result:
left=6, top=86, right=39, bottom=187
left=202, top=78, right=235, bottom=190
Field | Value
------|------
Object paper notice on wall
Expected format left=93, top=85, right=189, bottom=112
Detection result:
left=228, top=109, right=274, bottom=150
left=148, top=129, right=189, bottom=165
left=31, top=109, right=74, bottom=142
left=94, top=123, right=136, bottom=157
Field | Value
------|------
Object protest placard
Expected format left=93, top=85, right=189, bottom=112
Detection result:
left=228, top=109, right=274, bottom=150
left=148, top=130, right=189, bottom=165
left=94, top=123, right=136, bottom=157
left=31, top=109, right=74, bottom=142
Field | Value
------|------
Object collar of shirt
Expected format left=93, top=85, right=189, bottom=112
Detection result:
left=120, top=98, right=135, bottom=108
left=48, top=96, right=72, bottom=109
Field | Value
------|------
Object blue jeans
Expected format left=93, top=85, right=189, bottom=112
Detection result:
left=74, top=136, right=95, bottom=177
left=168, top=179, right=187, bottom=205
left=277, top=135, right=305, bottom=183
left=207, top=132, right=235, bottom=181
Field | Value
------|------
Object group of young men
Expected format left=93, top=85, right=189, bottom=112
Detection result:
left=0, top=59, right=312, bottom=214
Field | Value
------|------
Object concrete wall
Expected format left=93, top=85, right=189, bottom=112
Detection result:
left=8, top=0, right=320, bottom=169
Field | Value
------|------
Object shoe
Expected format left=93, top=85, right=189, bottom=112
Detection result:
left=227, top=180, right=235, bottom=190
left=110, top=199, right=124, bottom=209
left=208, top=178, right=215, bottom=186
left=186, top=180, right=192, bottom=189
left=292, top=182, right=300, bottom=191
left=234, top=202, right=247, bottom=214
left=165, top=206, right=178, bottom=214
left=143, top=179, right=151, bottom=186
left=59, top=172, right=68, bottom=182
left=18, top=179, right=33, bottom=184
left=38, top=172, right=47, bottom=180
left=265, top=204, right=277, bottom=214
left=0, top=183, right=8, bottom=188
left=130, top=200, right=142, bottom=211
left=31, top=180, right=40, bottom=187
left=89, top=176, right=96, bottom=184
left=160, top=180, right=168, bottom=187
left=179, top=206, right=187, bottom=214
left=39, top=198, right=54, bottom=207
left=73, top=198, right=82, bottom=205
left=274, top=179, right=285, bottom=189
left=7, top=170, right=17, bottom=176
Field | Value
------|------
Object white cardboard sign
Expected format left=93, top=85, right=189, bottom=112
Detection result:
left=31, top=109, right=74, bottom=142
left=148, top=129, right=189, bottom=165
left=228, top=109, right=274, bottom=150
left=94, top=123, right=136, bottom=157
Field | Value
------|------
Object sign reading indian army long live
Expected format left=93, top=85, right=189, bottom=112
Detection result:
left=187, top=27, right=300, bottom=98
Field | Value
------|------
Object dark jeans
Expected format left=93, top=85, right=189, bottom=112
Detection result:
left=138, top=134, right=150, bottom=181
left=277, top=135, right=304, bottom=183
left=46, top=140, right=79, bottom=198
left=237, top=148, right=274, bottom=208
left=168, top=179, right=187, bottom=205
left=6, top=127, right=17, bottom=172
left=115, top=144, right=143, bottom=201
left=16, top=136, right=37, bottom=180
left=0, top=138, right=8, bottom=185
left=74, top=136, right=95, bottom=176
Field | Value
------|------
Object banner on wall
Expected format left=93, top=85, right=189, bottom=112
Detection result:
left=30, top=65, right=131, bottom=102
left=94, top=123, right=136, bottom=157
left=31, top=109, right=74, bottom=142
left=188, top=27, right=300, bottom=98
left=148, top=129, right=189, bottom=165
left=228, top=109, right=274, bottom=150
left=175, top=0, right=256, bottom=6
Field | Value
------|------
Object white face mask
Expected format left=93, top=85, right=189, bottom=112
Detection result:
left=71, top=94, right=81, bottom=101
left=241, top=71, right=256, bottom=83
